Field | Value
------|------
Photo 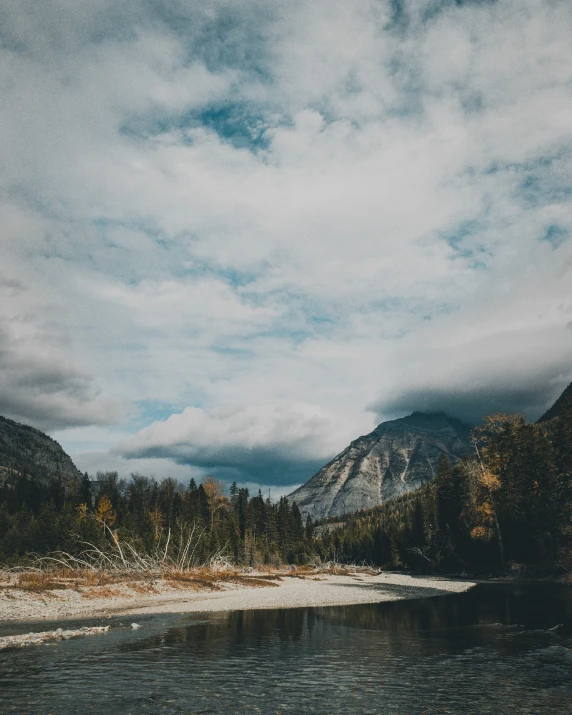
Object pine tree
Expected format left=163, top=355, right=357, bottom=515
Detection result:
left=79, top=472, right=92, bottom=506
left=305, top=514, right=314, bottom=540
left=229, top=481, right=239, bottom=510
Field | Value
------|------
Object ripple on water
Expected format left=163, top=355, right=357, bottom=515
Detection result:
left=0, top=583, right=571, bottom=714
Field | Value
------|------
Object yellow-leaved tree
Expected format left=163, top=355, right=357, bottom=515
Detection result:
left=202, top=476, right=228, bottom=530
left=96, top=494, right=116, bottom=529
left=463, top=414, right=518, bottom=569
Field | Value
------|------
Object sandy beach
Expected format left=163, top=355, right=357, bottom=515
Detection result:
left=0, top=570, right=475, bottom=624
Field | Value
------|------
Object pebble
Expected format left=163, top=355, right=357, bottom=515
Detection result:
left=0, top=625, right=110, bottom=650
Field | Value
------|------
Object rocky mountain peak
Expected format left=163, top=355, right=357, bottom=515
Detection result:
left=289, top=411, right=471, bottom=520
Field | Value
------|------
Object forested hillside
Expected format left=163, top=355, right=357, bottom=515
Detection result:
left=1, top=381, right=571, bottom=575
left=315, top=406, right=572, bottom=576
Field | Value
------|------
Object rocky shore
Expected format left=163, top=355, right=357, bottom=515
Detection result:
left=0, top=570, right=475, bottom=624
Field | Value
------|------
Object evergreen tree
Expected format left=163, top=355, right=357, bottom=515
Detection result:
left=305, top=514, right=314, bottom=540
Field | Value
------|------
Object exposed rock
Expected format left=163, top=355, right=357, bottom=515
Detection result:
left=0, top=625, right=110, bottom=650
left=0, top=414, right=82, bottom=487
left=289, top=412, right=471, bottom=520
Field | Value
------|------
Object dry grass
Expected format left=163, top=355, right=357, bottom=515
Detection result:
left=281, top=566, right=316, bottom=579
left=7, top=565, right=283, bottom=600
left=81, top=586, right=124, bottom=599
left=4, top=558, right=374, bottom=602
left=15, top=568, right=154, bottom=593
left=18, top=572, right=75, bottom=592
left=231, top=574, right=281, bottom=588
left=128, top=581, right=159, bottom=596
left=15, top=569, right=164, bottom=600
left=164, top=568, right=282, bottom=591
left=283, top=564, right=378, bottom=579
left=164, top=571, right=223, bottom=591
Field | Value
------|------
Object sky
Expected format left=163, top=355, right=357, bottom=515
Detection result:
left=1, top=0, right=572, bottom=495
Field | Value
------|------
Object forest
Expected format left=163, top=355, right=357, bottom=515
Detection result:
left=0, top=473, right=313, bottom=568
left=1, top=396, right=571, bottom=576
left=315, top=407, right=572, bottom=576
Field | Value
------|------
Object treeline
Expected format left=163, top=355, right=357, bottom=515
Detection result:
left=0, top=473, right=313, bottom=567
left=2, top=407, right=571, bottom=576
left=316, top=411, right=572, bottom=575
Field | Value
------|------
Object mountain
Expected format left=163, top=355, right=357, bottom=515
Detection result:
left=289, top=412, right=472, bottom=520
left=0, top=415, right=82, bottom=486
left=537, top=381, right=572, bottom=423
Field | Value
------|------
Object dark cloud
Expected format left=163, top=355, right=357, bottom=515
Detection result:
left=115, top=404, right=346, bottom=487
left=375, top=380, right=569, bottom=426
left=0, top=325, right=122, bottom=432
left=370, top=323, right=572, bottom=426
left=120, top=442, right=324, bottom=486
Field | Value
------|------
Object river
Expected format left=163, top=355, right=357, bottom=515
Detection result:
left=1, top=582, right=571, bottom=714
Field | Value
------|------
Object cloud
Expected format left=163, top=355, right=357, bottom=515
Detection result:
left=53, top=424, right=298, bottom=498
left=0, top=323, right=122, bottom=431
left=0, top=264, right=122, bottom=431
left=117, top=403, right=355, bottom=485
left=375, top=353, right=572, bottom=427
left=370, top=256, right=572, bottom=424
left=0, top=1, right=571, bottom=484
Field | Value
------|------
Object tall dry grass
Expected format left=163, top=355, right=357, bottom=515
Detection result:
left=4, top=521, right=374, bottom=598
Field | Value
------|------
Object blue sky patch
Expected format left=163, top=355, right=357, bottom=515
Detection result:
left=541, top=224, right=568, bottom=249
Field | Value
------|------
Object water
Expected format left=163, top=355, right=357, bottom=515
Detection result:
left=1, top=583, right=572, bottom=714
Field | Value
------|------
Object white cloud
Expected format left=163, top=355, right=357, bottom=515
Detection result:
left=117, top=402, right=366, bottom=485
left=372, top=250, right=572, bottom=423
left=0, top=263, right=123, bottom=431
left=0, top=1, right=571, bottom=482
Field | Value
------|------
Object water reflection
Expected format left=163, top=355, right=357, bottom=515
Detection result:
left=1, top=583, right=571, bottom=714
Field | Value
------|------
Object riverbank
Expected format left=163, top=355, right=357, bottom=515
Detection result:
left=0, top=569, right=475, bottom=623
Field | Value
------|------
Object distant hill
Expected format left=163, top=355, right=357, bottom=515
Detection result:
left=289, top=412, right=471, bottom=520
left=0, top=415, right=82, bottom=487
left=537, top=381, right=572, bottom=423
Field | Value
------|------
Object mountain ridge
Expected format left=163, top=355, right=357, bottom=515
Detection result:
left=289, top=411, right=472, bottom=520
left=0, top=414, right=82, bottom=486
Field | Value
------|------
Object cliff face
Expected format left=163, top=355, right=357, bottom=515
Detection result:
left=0, top=415, right=82, bottom=486
left=289, top=412, right=471, bottom=520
